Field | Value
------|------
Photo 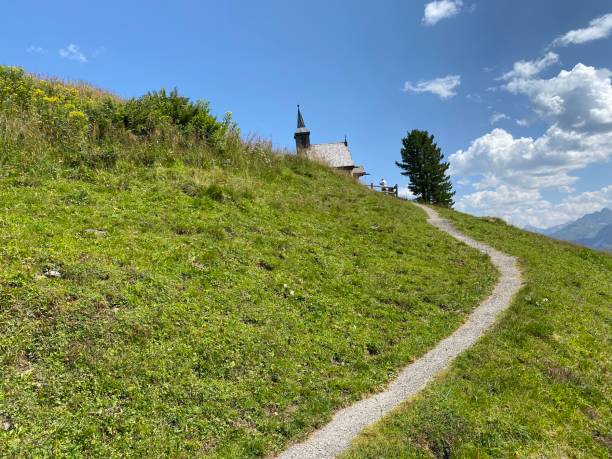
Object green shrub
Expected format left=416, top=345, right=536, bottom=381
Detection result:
left=0, top=66, right=239, bottom=167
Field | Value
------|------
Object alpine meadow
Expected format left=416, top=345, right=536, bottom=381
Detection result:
left=4, top=1, right=612, bottom=458
left=0, top=47, right=610, bottom=459
left=0, top=66, right=500, bottom=457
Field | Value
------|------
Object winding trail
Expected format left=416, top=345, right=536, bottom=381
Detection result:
left=278, top=204, right=523, bottom=459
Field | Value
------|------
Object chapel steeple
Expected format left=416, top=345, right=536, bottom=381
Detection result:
left=294, top=105, right=311, bottom=152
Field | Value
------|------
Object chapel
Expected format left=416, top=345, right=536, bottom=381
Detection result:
left=294, top=106, right=367, bottom=179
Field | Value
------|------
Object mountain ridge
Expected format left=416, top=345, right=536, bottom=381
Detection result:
left=528, top=208, right=612, bottom=251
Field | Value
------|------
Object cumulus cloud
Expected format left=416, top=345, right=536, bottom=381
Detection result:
left=553, top=13, right=612, bottom=47
left=499, top=52, right=559, bottom=81
left=403, top=75, right=461, bottom=100
left=490, top=112, right=508, bottom=124
left=59, top=44, right=87, bottom=63
left=452, top=63, right=612, bottom=227
left=557, top=185, right=612, bottom=219
left=457, top=185, right=541, bottom=217
left=457, top=185, right=612, bottom=228
left=398, top=186, right=416, bottom=200
left=505, top=63, right=612, bottom=128
left=423, top=0, right=463, bottom=26
left=453, top=64, right=612, bottom=188
left=451, top=128, right=583, bottom=190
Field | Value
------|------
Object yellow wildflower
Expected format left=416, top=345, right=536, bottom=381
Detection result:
left=68, top=110, right=87, bottom=120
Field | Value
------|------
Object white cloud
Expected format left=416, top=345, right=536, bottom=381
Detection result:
left=423, top=0, right=463, bottom=26
left=490, top=112, right=508, bottom=124
left=398, top=186, right=416, bottom=200
left=505, top=63, right=612, bottom=129
left=451, top=128, right=585, bottom=190
left=499, top=52, right=559, bottom=81
left=457, top=185, right=612, bottom=228
left=452, top=63, right=612, bottom=227
left=457, top=185, right=541, bottom=214
left=59, top=44, right=87, bottom=63
left=26, top=46, right=44, bottom=54
left=557, top=185, right=612, bottom=219
left=403, top=75, right=461, bottom=100
left=516, top=118, right=530, bottom=126
left=558, top=185, right=576, bottom=194
left=452, top=64, right=612, bottom=189
left=553, top=13, right=612, bottom=47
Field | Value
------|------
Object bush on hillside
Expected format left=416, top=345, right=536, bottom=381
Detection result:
left=121, top=88, right=234, bottom=146
left=0, top=66, right=239, bottom=160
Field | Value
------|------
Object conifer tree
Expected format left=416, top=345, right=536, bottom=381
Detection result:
left=396, top=130, right=455, bottom=207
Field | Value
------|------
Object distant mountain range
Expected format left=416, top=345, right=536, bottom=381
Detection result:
left=526, top=208, right=612, bottom=252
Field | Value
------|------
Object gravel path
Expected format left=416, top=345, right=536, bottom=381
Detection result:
left=277, top=203, right=523, bottom=459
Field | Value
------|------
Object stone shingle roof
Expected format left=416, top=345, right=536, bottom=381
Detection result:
left=303, top=142, right=355, bottom=168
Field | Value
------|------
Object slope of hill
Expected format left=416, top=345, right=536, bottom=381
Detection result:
left=2, top=67, right=610, bottom=458
left=0, top=67, right=499, bottom=457
left=345, top=210, right=612, bottom=458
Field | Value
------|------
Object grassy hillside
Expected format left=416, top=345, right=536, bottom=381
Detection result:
left=0, top=67, right=498, bottom=457
left=345, top=209, right=612, bottom=458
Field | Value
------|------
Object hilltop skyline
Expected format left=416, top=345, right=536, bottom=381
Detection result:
left=2, top=0, right=611, bottom=228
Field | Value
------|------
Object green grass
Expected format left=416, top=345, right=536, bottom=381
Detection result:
left=344, top=208, right=612, bottom=458
left=0, top=156, right=497, bottom=457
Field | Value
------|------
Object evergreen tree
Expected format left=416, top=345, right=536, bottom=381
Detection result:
left=396, top=130, right=455, bottom=207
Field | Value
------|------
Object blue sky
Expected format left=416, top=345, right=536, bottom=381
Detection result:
left=2, top=1, right=612, bottom=228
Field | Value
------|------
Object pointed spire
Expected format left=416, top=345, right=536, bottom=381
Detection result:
left=294, top=105, right=310, bottom=151
left=297, top=104, right=306, bottom=128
